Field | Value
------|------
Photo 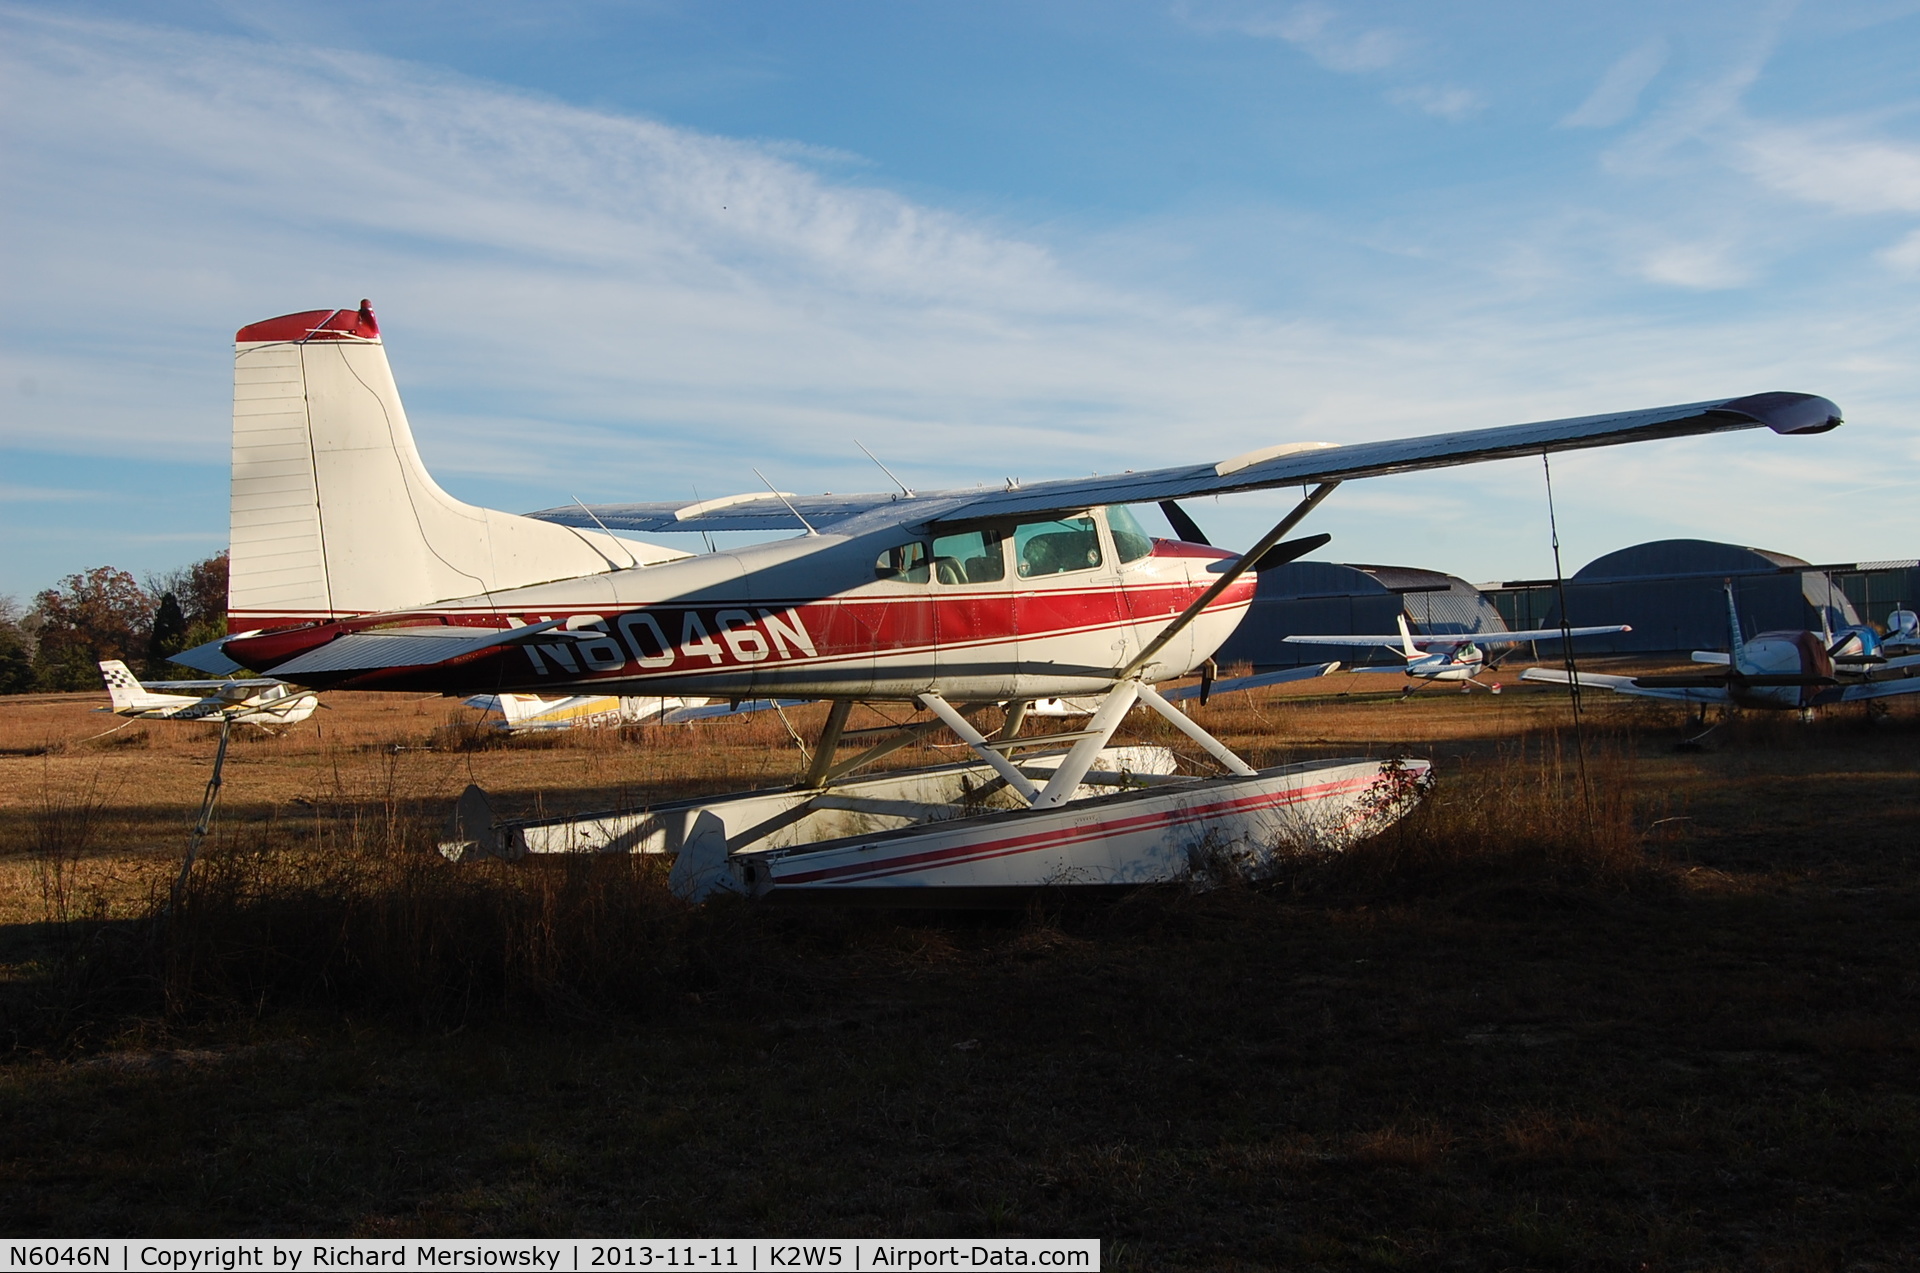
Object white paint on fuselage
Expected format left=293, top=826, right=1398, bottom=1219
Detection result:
left=348, top=514, right=1248, bottom=703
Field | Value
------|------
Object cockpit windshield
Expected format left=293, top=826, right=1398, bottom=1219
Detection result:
left=1107, top=505, right=1154, bottom=564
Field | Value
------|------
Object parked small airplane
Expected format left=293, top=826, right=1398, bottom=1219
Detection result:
left=1284, top=615, right=1630, bottom=696
left=98, top=659, right=318, bottom=725
left=1877, top=607, right=1919, bottom=658
left=1521, top=585, right=1920, bottom=713
left=170, top=302, right=1841, bottom=895
left=464, top=691, right=712, bottom=734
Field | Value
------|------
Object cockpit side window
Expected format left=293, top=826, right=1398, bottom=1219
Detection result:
left=874, top=542, right=930, bottom=583
left=1107, top=505, right=1154, bottom=564
left=1013, top=516, right=1103, bottom=578
left=930, top=529, right=1007, bottom=585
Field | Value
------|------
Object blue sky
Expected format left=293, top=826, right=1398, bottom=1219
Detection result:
left=3, top=0, right=1917, bottom=602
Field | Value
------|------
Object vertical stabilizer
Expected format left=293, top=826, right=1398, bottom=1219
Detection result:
left=1723, top=582, right=1749, bottom=670
left=98, top=661, right=182, bottom=713
left=227, top=302, right=683, bottom=631
left=1396, top=613, right=1420, bottom=660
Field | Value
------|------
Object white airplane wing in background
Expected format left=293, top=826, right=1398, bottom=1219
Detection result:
left=1836, top=675, right=1920, bottom=702
left=1520, top=667, right=1731, bottom=703
left=532, top=393, right=1841, bottom=533
left=1284, top=624, right=1630, bottom=648
left=1155, top=662, right=1341, bottom=701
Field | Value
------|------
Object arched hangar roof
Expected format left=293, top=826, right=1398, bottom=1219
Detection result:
left=1573, top=538, right=1810, bottom=581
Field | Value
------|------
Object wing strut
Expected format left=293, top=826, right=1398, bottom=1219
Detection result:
left=1118, top=482, right=1340, bottom=680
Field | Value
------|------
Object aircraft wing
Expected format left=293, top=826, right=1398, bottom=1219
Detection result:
left=1837, top=675, right=1920, bottom=702
left=533, top=392, right=1838, bottom=532
left=1282, top=634, right=1415, bottom=648
left=1521, top=667, right=1731, bottom=704
left=1284, top=624, right=1629, bottom=648
left=1156, top=662, right=1340, bottom=701
left=142, top=677, right=287, bottom=692
left=659, top=698, right=814, bottom=723
left=528, top=492, right=908, bottom=534
left=1473, top=625, right=1630, bottom=644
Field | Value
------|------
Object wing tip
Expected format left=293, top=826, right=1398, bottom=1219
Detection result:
left=1714, top=391, right=1843, bottom=435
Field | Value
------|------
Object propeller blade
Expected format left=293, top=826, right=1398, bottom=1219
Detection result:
left=1251, top=532, right=1333, bottom=572
left=1158, top=500, right=1210, bottom=546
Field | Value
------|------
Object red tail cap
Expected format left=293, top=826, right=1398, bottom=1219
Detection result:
left=236, top=300, right=380, bottom=344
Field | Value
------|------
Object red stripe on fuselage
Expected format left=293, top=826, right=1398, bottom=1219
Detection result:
left=227, top=572, right=1257, bottom=685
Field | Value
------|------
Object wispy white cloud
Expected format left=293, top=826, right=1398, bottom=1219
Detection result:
left=1880, top=227, right=1920, bottom=271
left=1191, top=2, right=1411, bottom=73
left=1601, top=1, right=1795, bottom=174
left=1390, top=84, right=1483, bottom=121
left=1633, top=240, right=1752, bottom=289
left=0, top=484, right=97, bottom=502
left=1561, top=37, right=1668, bottom=129
left=1736, top=125, right=1920, bottom=214
left=1179, top=2, right=1482, bottom=122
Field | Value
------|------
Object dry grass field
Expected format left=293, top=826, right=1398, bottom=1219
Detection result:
left=2, top=672, right=1918, bottom=1268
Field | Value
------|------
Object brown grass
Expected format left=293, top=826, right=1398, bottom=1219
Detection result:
left=2, top=681, right=1918, bottom=1262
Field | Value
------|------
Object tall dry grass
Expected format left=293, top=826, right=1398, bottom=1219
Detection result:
left=1277, top=730, right=1649, bottom=897
left=158, top=810, right=697, bottom=1028
left=5, top=712, right=1662, bottom=1050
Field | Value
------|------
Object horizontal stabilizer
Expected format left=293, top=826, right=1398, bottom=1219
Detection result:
left=267, top=621, right=565, bottom=678
left=169, top=636, right=248, bottom=676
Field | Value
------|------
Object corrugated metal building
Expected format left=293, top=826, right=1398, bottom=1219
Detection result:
left=1481, top=539, right=1909, bottom=657
left=1215, top=562, right=1508, bottom=671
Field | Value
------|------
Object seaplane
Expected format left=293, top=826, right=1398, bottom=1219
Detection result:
left=1522, top=584, right=1920, bottom=716
left=97, top=659, right=318, bottom=726
left=1283, top=614, right=1631, bottom=697
left=178, top=301, right=1841, bottom=899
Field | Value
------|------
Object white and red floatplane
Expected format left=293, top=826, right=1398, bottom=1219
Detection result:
left=188, top=302, right=1841, bottom=901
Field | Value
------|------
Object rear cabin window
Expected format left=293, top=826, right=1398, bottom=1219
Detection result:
left=930, top=529, right=1006, bottom=585
left=1107, top=505, right=1155, bottom=564
left=875, top=542, right=930, bottom=583
left=1014, top=516, right=1103, bottom=578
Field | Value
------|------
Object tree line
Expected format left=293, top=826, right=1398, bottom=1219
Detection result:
left=0, top=551, right=228, bottom=693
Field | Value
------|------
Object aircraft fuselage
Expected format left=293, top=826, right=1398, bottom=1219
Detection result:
left=227, top=516, right=1255, bottom=702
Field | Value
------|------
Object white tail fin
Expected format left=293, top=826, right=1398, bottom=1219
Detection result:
left=496, top=693, right=554, bottom=725
left=228, top=302, right=682, bottom=630
left=1397, top=613, right=1420, bottom=660
left=98, top=661, right=177, bottom=713
left=1723, top=581, right=1749, bottom=669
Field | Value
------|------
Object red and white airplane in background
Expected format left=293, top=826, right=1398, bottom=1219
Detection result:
left=177, top=302, right=1841, bottom=894
left=1285, top=614, right=1631, bottom=696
